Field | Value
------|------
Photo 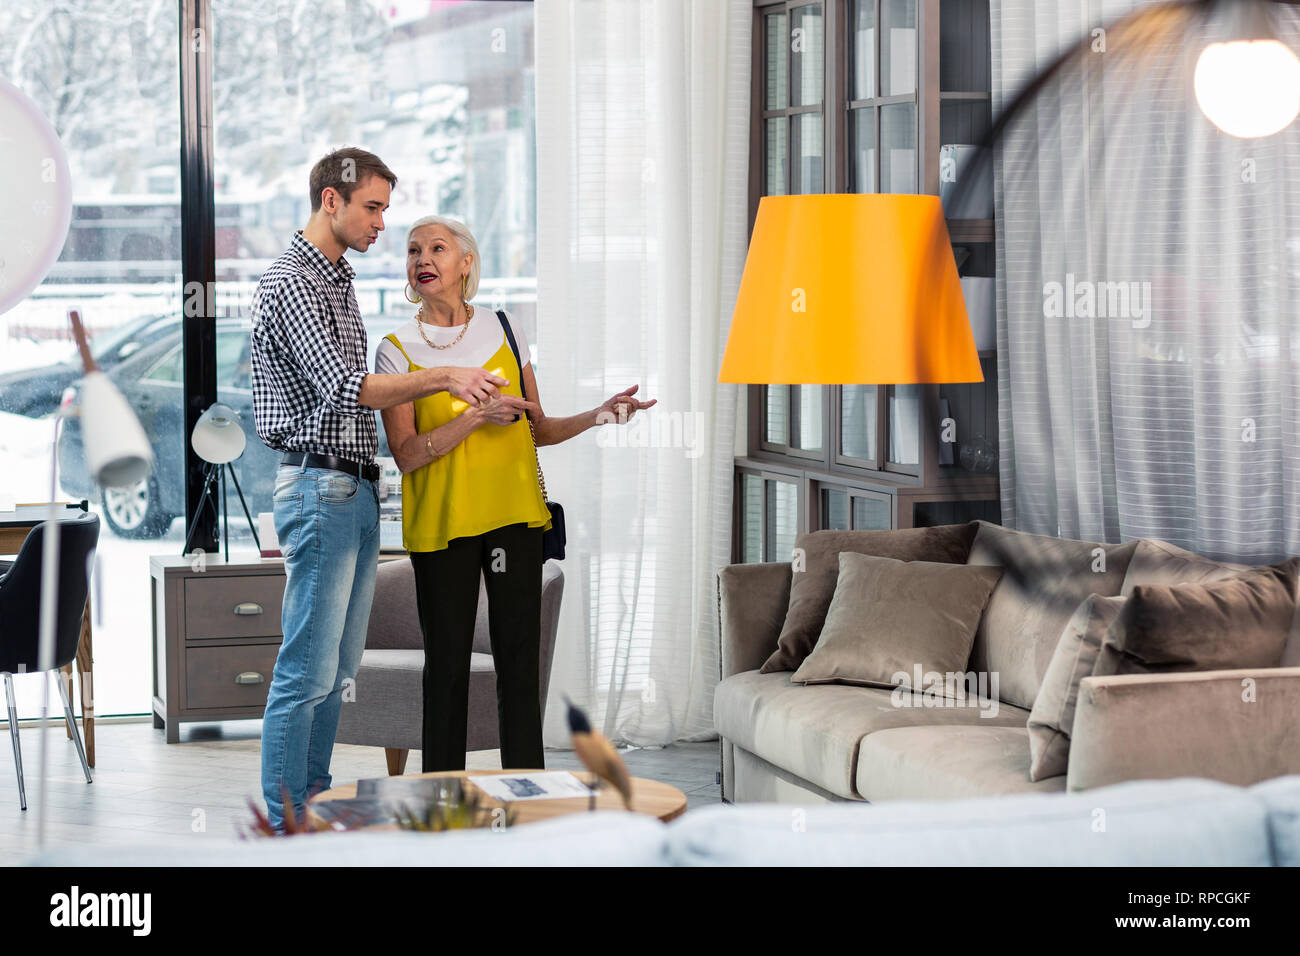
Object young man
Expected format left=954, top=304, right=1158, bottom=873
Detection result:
left=250, top=147, right=530, bottom=830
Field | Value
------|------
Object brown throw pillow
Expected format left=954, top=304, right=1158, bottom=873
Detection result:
left=791, top=553, right=1003, bottom=688
left=1121, top=538, right=1248, bottom=595
left=1026, top=594, right=1126, bottom=782
left=1094, top=558, right=1300, bottom=677
left=760, top=523, right=978, bottom=674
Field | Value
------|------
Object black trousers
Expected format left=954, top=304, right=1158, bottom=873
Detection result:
left=410, top=522, right=545, bottom=772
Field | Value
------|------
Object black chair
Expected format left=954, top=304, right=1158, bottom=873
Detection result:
left=0, top=513, right=98, bottom=810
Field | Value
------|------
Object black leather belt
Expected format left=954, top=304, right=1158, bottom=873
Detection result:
left=280, top=452, right=379, bottom=482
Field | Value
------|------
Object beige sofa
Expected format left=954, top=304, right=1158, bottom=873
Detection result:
left=715, top=524, right=1300, bottom=804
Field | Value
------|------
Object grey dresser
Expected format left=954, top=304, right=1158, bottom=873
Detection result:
left=150, top=554, right=288, bottom=743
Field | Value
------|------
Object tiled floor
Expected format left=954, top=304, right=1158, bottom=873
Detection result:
left=0, top=717, right=721, bottom=862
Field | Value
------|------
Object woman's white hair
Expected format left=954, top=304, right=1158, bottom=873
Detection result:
left=406, top=215, right=481, bottom=300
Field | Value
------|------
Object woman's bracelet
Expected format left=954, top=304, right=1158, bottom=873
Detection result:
left=425, top=433, right=440, bottom=462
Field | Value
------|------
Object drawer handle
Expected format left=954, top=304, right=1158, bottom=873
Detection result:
left=234, top=671, right=265, bottom=685
left=233, top=602, right=264, bottom=616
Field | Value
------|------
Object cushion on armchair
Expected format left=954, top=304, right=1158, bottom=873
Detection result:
left=364, top=559, right=494, bottom=655
left=365, top=558, right=423, bottom=650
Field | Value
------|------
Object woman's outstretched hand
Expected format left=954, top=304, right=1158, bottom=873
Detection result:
left=597, top=384, right=657, bottom=425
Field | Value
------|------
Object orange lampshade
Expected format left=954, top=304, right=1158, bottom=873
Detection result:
left=718, top=194, right=983, bottom=384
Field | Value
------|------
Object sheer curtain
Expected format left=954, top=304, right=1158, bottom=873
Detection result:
left=533, top=0, right=750, bottom=746
left=993, top=0, right=1300, bottom=563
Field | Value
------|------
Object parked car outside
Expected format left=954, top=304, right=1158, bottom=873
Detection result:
left=0, top=312, right=179, bottom=419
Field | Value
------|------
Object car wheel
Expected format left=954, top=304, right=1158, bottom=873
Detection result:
left=102, top=476, right=173, bottom=539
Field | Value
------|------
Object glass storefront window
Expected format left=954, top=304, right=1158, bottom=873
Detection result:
left=209, top=0, right=538, bottom=554
left=0, top=0, right=537, bottom=717
left=0, top=1, right=182, bottom=718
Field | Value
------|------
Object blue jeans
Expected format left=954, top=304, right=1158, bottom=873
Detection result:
left=261, top=462, right=379, bottom=830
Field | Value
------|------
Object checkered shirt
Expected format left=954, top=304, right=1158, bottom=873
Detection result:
left=250, top=231, right=378, bottom=462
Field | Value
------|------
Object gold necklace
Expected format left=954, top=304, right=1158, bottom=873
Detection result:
left=416, top=301, right=474, bottom=350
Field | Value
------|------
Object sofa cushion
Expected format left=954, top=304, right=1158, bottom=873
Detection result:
left=714, top=670, right=1029, bottom=799
left=1121, top=539, right=1300, bottom=668
left=731, top=745, right=847, bottom=804
left=855, top=725, right=1066, bottom=801
left=664, top=778, right=1271, bottom=866
left=1094, top=559, right=1300, bottom=677
left=1121, top=538, right=1248, bottom=594
left=965, top=521, right=1135, bottom=710
left=761, top=523, right=978, bottom=674
left=1026, top=594, right=1127, bottom=782
left=792, top=553, right=1002, bottom=688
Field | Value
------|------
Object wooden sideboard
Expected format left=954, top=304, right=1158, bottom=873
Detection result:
left=150, top=551, right=405, bottom=742
left=150, top=554, right=289, bottom=743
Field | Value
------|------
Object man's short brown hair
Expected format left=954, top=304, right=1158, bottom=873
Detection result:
left=309, top=147, right=398, bottom=212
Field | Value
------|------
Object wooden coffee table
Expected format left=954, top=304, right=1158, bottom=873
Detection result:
left=308, top=769, right=688, bottom=829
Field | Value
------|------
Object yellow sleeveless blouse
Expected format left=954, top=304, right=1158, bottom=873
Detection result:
left=385, top=332, right=551, bottom=553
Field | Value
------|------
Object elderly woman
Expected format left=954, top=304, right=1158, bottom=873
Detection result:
left=375, top=215, right=655, bottom=772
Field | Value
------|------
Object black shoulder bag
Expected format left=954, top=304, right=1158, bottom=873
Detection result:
left=496, top=310, right=566, bottom=560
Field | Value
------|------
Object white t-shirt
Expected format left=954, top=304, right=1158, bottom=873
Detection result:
left=373, top=305, right=531, bottom=376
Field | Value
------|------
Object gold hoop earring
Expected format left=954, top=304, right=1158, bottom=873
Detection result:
left=404, top=284, right=420, bottom=304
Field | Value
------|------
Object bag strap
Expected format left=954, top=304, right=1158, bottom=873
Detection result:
left=496, top=309, right=524, bottom=375
left=496, top=310, right=549, bottom=504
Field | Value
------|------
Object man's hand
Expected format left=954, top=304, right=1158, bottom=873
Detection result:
left=597, top=384, right=657, bottom=424
left=442, top=367, right=508, bottom=406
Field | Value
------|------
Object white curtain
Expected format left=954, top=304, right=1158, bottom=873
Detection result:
left=533, top=0, right=750, bottom=746
left=993, top=0, right=1300, bottom=563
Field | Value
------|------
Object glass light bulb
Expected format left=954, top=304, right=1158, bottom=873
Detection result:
left=1194, top=38, right=1300, bottom=138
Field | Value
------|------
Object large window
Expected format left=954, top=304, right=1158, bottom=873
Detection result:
left=0, top=0, right=537, bottom=717
left=0, top=0, right=183, bottom=719
left=210, top=0, right=537, bottom=553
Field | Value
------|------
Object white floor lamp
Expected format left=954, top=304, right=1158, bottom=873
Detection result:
left=35, top=313, right=153, bottom=845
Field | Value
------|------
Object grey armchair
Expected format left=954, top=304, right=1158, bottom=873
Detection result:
left=336, top=556, right=565, bottom=774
